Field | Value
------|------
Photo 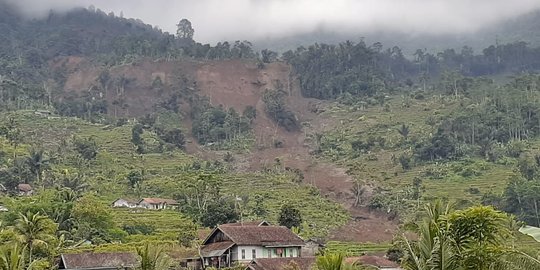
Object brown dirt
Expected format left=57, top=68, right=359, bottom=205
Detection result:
left=59, top=57, right=398, bottom=243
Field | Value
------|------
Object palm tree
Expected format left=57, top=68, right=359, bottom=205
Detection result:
left=316, top=253, right=345, bottom=270
left=315, top=253, right=365, bottom=270
left=136, top=243, right=171, bottom=270
left=14, top=212, right=55, bottom=264
left=397, top=124, right=410, bottom=141
left=401, top=201, right=540, bottom=270
left=0, top=244, right=31, bottom=270
left=26, top=148, right=49, bottom=183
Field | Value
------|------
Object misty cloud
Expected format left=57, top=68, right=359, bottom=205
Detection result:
left=6, top=0, right=540, bottom=43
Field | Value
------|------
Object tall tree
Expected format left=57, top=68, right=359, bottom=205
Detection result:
left=278, top=204, right=302, bottom=229
left=14, top=212, right=56, bottom=264
left=26, top=148, right=49, bottom=183
left=176, top=19, right=194, bottom=40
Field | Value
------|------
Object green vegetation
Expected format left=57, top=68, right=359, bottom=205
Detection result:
left=400, top=201, right=540, bottom=270
left=3, top=0, right=540, bottom=266
left=190, top=95, right=253, bottom=146
left=0, top=110, right=347, bottom=266
left=263, top=88, right=299, bottom=131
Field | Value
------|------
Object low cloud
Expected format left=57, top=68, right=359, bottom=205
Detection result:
left=6, top=0, right=540, bottom=43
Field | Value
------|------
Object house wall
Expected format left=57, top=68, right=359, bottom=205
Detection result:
left=113, top=200, right=138, bottom=208
left=231, top=246, right=264, bottom=262
left=302, top=242, right=321, bottom=257
left=139, top=202, right=163, bottom=210
left=231, top=246, right=301, bottom=262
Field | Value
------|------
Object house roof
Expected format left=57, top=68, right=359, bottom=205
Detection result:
left=204, top=225, right=305, bottom=246
left=139, top=198, right=178, bottom=205
left=60, top=252, right=138, bottom=269
left=200, top=241, right=235, bottom=257
left=247, top=257, right=316, bottom=270
left=221, top=221, right=269, bottom=227
left=112, top=198, right=140, bottom=205
left=356, top=255, right=400, bottom=268
left=18, top=184, right=32, bottom=192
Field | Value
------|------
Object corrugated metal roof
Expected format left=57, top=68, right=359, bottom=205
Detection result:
left=200, top=241, right=235, bottom=257
left=60, top=253, right=138, bottom=269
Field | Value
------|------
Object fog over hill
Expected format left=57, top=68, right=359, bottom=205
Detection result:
left=5, top=0, right=540, bottom=52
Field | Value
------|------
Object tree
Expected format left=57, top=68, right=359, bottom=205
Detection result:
left=401, top=201, right=540, bottom=270
left=14, top=212, right=56, bottom=264
left=72, top=195, right=114, bottom=242
left=261, top=49, right=278, bottom=63
left=176, top=19, right=194, bottom=40
left=159, top=128, right=185, bottom=150
left=126, top=170, right=143, bottom=189
left=397, top=124, right=410, bottom=141
left=132, top=124, right=144, bottom=153
left=136, top=243, right=171, bottom=270
left=177, top=222, right=198, bottom=247
left=278, top=205, right=302, bottom=229
left=73, top=137, right=98, bottom=160
left=200, top=199, right=239, bottom=228
left=26, top=148, right=49, bottom=183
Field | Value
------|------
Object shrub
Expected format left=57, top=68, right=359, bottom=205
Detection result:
left=399, top=153, right=412, bottom=170
left=73, top=136, right=98, bottom=160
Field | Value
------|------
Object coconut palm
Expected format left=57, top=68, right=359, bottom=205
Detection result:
left=136, top=243, right=171, bottom=270
left=14, top=212, right=55, bottom=264
left=26, top=148, right=49, bottom=183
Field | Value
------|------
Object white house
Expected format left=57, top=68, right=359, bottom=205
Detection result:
left=111, top=198, right=139, bottom=208
left=200, top=222, right=305, bottom=268
left=138, top=198, right=179, bottom=210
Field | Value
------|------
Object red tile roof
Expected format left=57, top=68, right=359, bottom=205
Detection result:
left=60, top=252, right=138, bottom=269
left=248, top=257, right=316, bottom=270
left=357, top=255, right=400, bottom=268
left=209, top=225, right=305, bottom=246
left=221, top=221, right=269, bottom=227
left=140, top=198, right=178, bottom=205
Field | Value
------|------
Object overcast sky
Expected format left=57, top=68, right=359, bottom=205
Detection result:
left=6, top=0, right=540, bottom=43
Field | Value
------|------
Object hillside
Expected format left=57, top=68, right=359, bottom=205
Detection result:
left=2, top=1, right=540, bottom=268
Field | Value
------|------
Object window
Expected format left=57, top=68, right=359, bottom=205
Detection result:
left=252, top=249, right=256, bottom=259
left=241, top=249, right=245, bottom=260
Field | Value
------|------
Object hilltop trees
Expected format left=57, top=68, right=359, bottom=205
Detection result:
left=176, top=19, right=194, bottom=40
